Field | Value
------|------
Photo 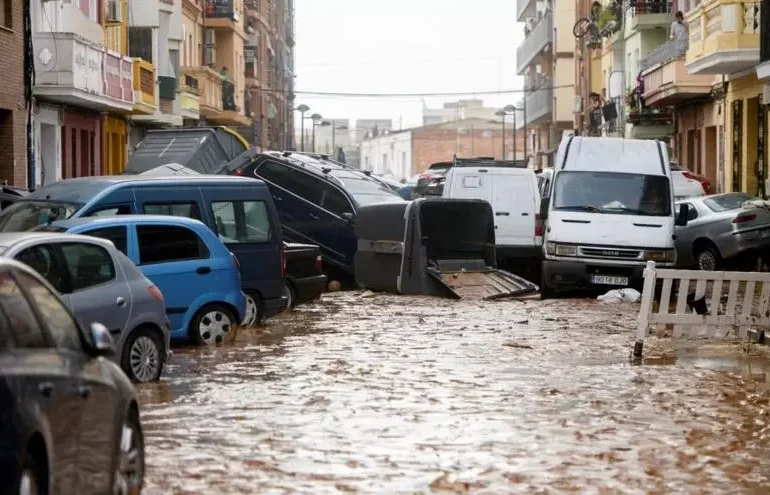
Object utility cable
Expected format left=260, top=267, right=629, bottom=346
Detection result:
left=256, top=84, right=575, bottom=98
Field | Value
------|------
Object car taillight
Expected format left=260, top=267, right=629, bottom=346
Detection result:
left=230, top=252, right=240, bottom=269
left=281, top=250, right=287, bottom=278
left=148, top=285, right=164, bottom=302
left=315, top=255, right=323, bottom=272
left=683, top=171, right=710, bottom=192
left=234, top=168, right=243, bottom=176
left=534, top=213, right=545, bottom=237
left=733, top=213, right=757, bottom=224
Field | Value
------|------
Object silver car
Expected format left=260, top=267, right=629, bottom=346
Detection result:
left=0, top=232, right=170, bottom=382
left=675, top=192, right=770, bottom=270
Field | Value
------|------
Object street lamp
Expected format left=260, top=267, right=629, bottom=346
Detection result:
left=494, top=110, right=507, bottom=159
left=320, top=120, right=349, bottom=156
left=296, top=104, right=310, bottom=152
left=310, top=113, right=322, bottom=153
left=497, top=104, right=525, bottom=161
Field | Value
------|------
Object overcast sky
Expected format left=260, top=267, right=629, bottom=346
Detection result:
left=293, top=0, right=525, bottom=130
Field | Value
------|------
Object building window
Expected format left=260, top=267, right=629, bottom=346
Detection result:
left=0, top=0, right=11, bottom=29
left=128, top=27, right=153, bottom=63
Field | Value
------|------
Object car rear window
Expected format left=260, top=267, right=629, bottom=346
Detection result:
left=670, top=164, right=683, bottom=171
left=703, top=193, right=756, bottom=212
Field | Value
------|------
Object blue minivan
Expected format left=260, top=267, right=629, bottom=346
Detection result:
left=0, top=176, right=286, bottom=324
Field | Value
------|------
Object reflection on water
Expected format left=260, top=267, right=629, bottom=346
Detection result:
left=139, top=293, right=770, bottom=493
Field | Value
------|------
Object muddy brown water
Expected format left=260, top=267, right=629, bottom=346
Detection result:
left=138, top=292, right=770, bottom=494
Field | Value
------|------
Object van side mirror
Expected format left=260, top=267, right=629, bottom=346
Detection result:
left=341, top=212, right=355, bottom=224
left=675, top=203, right=689, bottom=227
left=539, top=197, right=550, bottom=220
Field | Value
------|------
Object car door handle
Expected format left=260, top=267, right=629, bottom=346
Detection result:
left=116, top=296, right=127, bottom=307
left=196, top=266, right=212, bottom=275
left=496, top=211, right=510, bottom=216
left=309, top=213, right=320, bottom=220
left=273, top=195, right=283, bottom=201
left=77, top=385, right=90, bottom=399
left=38, top=382, right=53, bottom=398
left=521, top=212, right=529, bottom=216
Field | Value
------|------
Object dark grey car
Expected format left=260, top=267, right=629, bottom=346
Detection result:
left=0, top=232, right=170, bottom=382
left=675, top=193, right=770, bottom=270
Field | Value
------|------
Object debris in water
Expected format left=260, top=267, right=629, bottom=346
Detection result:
left=503, top=341, right=534, bottom=349
left=360, top=290, right=376, bottom=298
left=328, top=280, right=342, bottom=292
left=597, top=288, right=641, bottom=303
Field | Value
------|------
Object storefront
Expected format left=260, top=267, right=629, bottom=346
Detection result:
left=62, top=109, right=101, bottom=179
left=103, top=116, right=128, bottom=175
left=674, top=97, right=722, bottom=193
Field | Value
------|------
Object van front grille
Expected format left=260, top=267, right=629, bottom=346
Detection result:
left=580, top=247, right=641, bottom=260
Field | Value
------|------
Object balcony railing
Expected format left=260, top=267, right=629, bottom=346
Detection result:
left=516, top=10, right=553, bottom=74
left=182, top=74, right=199, bottom=95
left=640, top=39, right=688, bottom=71
left=181, top=66, right=223, bottom=115
left=627, top=0, right=672, bottom=15
left=132, top=58, right=155, bottom=106
left=627, top=110, right=674, bottom=125
left=205, top=0, right=235, bottom=18
left=524, top=85, right=553, bottom=125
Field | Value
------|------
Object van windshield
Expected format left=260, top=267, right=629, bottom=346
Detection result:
left=0, top=200, right=80, bottom=232
left=553, top=171, right=671, bottom=217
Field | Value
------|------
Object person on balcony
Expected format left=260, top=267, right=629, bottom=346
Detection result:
left=670, top=11, right=688, bottom=42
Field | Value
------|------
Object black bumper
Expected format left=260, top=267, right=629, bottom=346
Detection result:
left=289, top=274, right=327, bottom=306
left=542, top=258, right=647, bottom=292
left=496, top=245, right=542, bottom=260
left=263, top=295, right=289, bottom=319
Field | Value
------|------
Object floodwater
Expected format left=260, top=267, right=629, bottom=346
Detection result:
left=139, top=292, right=770, bottom=494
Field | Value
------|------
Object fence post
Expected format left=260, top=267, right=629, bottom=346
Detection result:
left=634, top=260, right=657, bottom=358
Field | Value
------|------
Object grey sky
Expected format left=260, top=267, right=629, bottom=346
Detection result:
left=293, top=0, right=525, bottom=129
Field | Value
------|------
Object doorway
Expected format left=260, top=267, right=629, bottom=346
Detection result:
left=39, top=124, right=57, bottom=186
left=704, top=126, right=717, bottom=193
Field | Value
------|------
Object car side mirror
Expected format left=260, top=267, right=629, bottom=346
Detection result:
left=540, top=197, right=550, bottom=220
left=341, top=212, right=355, bottom=224
left=675, top=203, right=689, bottom=227
left=89, top=322, right=116, bottom=357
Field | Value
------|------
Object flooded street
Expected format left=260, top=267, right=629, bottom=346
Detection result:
left=139, top=292, right=770, bottom=494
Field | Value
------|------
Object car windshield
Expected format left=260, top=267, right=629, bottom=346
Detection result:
left=553, top=171, right=672, bottom=216
left=703, top=193, right=756, bottom=212
left=339, top=177, right=405, bottom=206
left=0, top=200, right=80, bottom=232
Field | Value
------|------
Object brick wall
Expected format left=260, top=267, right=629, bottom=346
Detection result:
left=411, top=127, right=528, bottom=174
left=0, top=0, right=27, bottom=187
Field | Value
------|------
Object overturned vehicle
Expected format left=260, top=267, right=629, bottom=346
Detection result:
left=354, top=198, right=539, bottom=299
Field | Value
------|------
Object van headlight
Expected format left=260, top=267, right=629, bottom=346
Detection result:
left=545, top=242, right=577, bottom=257
left=644, top=249, right=676, bottom=263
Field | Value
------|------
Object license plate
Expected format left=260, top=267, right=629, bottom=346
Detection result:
left=591, top=275, right=629, bottom=286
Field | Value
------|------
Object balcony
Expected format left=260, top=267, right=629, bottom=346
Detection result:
left=523, top=86, right=553, bottom=126
left=627, top=110, right=674, bottom=138
left=641, top=41, right=716, bottom=105
left=158, top=76, right=177, bottom=100
left=179, top=74, right=200, bottom=120
left=32, top=33, right=134, bottom=112
left=517, top=11, right=553, bottom=75
left=755, top=0, right=770, bottom=80
left=517, top=0, right=536, bottom=22
left=132, top=58, right=156, bottom=114
left=685, top=0, right=760, bottom=75
left=208, top=80, right=251, bottom=126
left=204, top=0, right=242, bottom=31
left=182, top=66, right=224, bottom=118
left=625, top=0, right=672, bottom=34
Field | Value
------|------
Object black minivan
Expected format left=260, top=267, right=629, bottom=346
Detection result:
left=0, top=175, right=286, bottom=324
left=236, top=152, right=404, bottom=276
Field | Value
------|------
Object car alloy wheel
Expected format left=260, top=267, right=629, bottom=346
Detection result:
left=242, top=294, right=258, bottom=326
left=697, top=249, right=718, bottom=271
left=198, top=309, right=233, bottom=345
left=18, top=469, right=38, bottom=495
left=113, top=417, right=144, bottom=495
left=129, top=336, right=161, bottom=383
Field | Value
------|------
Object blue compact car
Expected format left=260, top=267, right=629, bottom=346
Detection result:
left=39, top=215, right=247, bottom=345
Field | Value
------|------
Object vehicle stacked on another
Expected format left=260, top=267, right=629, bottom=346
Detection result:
left=0, top=175, right=287, bottom=327
left=414, top=161, right=452, bottom=197
left=0, top=232, right=169, bottom=382
left=283, top=241, right=326, bottom=308
left=0, top=258, right=145, bottom=494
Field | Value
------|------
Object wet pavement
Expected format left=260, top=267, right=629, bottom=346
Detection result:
left=138, top=292, right=770, bottom=494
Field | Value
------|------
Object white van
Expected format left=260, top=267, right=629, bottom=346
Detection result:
left=540, top=135, right=689, bottom=298
left=443, top=165, right=543, bottom=264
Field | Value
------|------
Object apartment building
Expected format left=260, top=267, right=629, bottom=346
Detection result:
left=0, top=0, right=27, bottom=187
left=517, top=0, right=575, bottom=165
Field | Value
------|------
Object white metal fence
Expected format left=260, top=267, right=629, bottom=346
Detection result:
left=634, top=261, right=770, bottom=357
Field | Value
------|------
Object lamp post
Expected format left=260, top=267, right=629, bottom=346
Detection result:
left=296, top=104, right=309, bottom=152
left=496, top=105, right=519, bottom=161
left=310, top=113, right=322, bottom=153
left=494, top=110, right=506, bottom=159
left=321, top=120, right=349, bottom=156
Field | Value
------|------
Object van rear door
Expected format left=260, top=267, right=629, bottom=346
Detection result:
left=444, top=168, right=493, bottom=202
left=491, top=171, right=536, bottom=247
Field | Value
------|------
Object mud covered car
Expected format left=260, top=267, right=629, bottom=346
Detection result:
left=284, top=242, right=326, bottom=308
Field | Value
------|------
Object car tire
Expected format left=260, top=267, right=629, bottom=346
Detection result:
left=283, top=281, right=296, bottom=310
left=189, top=304, right=236, bottom=345
left=113, top=410, right=145, bottom=495
left=695, top=244, right=721, bottom=271
left=16, top=453, right=44, bottom=495
left=121, top=327, right=164, bottom=383
left=243, top=291, right=265, bottom=326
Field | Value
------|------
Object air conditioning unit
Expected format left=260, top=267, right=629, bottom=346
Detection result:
left=106, top=0, right=121, bottom=22
left=204, top=46, right=216, bottom=65
left=573, top=95, right=582, bottom=113
left=204, top=28, right=215, bottom=46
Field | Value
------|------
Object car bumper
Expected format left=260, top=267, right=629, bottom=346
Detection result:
left=542, top=258, right=666, bottom=292
left=496, top=245, right=542, bottom=260
left=290, top=274, right=328, bottom=306
left=263, top=294, right=289, bottom=319
left=722, top=229, right=770, bottom=260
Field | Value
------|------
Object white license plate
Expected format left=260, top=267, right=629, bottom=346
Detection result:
left=591, top=275, right=629, bottom=286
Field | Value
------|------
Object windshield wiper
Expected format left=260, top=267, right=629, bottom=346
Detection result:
left=557, top=205, right=602, bottom=213
left=603, top=206, right=651, bottom=215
